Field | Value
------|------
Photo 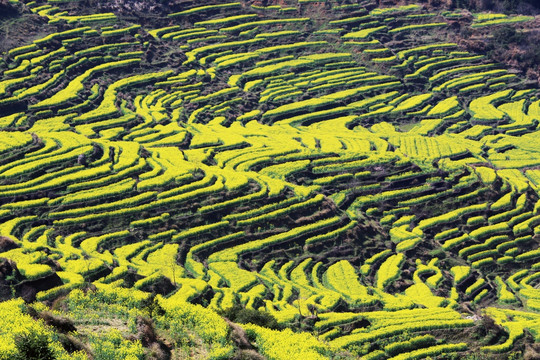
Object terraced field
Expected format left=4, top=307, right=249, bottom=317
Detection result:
left=1, top=0, right=540, bottom=359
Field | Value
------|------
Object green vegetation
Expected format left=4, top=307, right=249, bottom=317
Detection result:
left=1, top=0, right=540, bottom=358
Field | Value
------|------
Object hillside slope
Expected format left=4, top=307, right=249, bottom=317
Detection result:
left=1, top=0, right=540, bottom=359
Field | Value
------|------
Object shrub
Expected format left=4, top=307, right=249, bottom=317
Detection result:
left=90, top=329, right=144, bottom=360
left=155, top=296, right=233, bottom=358
left=220, top=306, right=280, bottom=330
left=13, top=332, right=55, bottom=360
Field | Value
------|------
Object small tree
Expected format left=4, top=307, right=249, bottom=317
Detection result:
left=13, top=332, right=55, bottom=360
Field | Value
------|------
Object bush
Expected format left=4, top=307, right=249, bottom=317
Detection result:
left=491, top=26, right=525, bottom=49
left=91, top=329, right=144, bottom=360
left=13, top=332, right=55, bottom=360
left=220, top=306, right=281, bottom=330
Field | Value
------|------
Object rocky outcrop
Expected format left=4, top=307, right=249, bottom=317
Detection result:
left=0, top=257, right=22, bottom=301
